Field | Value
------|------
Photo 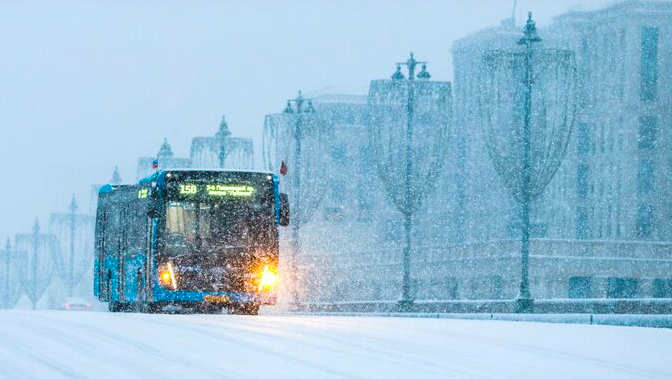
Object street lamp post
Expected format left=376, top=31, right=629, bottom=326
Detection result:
left=68, top=195, right=77, bottom=297
left=15, top=219, right=54, bottom=310
left=0, top=238, right=21, bottom=309
left=516, top=12, right=542, bottom=307
left=31, top=220, right=39, bottom=309
left=216, top=116, right=232, bottom=168
left=3, top=239, right=10, bottom=305
left=283, top=90, right=316, bottom=305
left=392, top=53, right=431, bottom=306
left=480, top=13, right=576, bottom=313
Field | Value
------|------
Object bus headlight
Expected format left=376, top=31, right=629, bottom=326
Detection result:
left=158, top=262, right=178, bottom=290
left=258, top=265, right=277, bottom=291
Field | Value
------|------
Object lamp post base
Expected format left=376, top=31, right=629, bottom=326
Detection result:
left=398, top=299, right=414, bottom=312
left=515, top=297, right=534, bottom=313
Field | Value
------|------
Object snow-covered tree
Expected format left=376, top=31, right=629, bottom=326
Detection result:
left=15, top=220, right=55, bottom=309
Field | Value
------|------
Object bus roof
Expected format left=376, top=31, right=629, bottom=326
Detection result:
left=137, top=168, right=276, bottom=186
left=98, top=183, right=136, bottom=195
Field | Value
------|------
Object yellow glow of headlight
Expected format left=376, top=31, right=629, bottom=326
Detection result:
left=259, top=266, right=277, bottom=290
left=159, top=262, right=178, bottom=290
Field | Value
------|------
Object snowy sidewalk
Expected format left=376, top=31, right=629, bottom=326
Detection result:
left=0, top=310, right=670, bottom=379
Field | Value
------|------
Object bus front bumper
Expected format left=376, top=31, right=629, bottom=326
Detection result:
left=153, top=288, right=277, bottom=305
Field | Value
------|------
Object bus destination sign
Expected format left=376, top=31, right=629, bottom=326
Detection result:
left=178, top=183, right=255, bottom=197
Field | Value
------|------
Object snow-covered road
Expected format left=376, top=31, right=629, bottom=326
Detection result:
left=0, top=310, right=670, bottom=379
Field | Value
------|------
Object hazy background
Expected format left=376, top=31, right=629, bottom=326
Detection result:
left=0, top=0, right=612, bottom=237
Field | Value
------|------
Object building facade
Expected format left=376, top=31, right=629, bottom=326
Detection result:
left=446, top=0, right=672, bottom=300
left=135, top=118, right=255, bottom=181
left=279, top=1, right=672, bottom=303
left=136, top=139, right=191, bottom=181
left=265, top=80, right=454, bottom=302
left=190, top=117, right=254, bottom=170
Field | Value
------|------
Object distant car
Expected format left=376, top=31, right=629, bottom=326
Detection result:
left=62, top=297, right=92, bottom=311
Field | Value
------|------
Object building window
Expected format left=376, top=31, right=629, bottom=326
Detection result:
left=637, top=159, right=654, bottom=195
left=331, top=145, right=347, bottom=165
left=600, top=124, right=606, bottom=153
left=653, top=279, right=672, bottom=298
left=618, top=28, right=626, bottom=98
left=579, top=37, right=590, bottom=109
left=356, top=186, right=373, bottom=222
left=385, top=219, right=400, bottom=241
left=446, top=277, right=459, bottom=300
left=640, top=27, right=658, bottom=101
left=638, top=116, right=657, bottom=150
left=577, top=123, right=590, bottom=154
left=568, top=277, right=592, bottom=299
left=636, top=204, right=654, bottom=238
left=607, top=278, right=638, bottom=298
left=577, top=163, right=589, bottom=198
left=490, top=275, right=504, bottom=299
left=576, top=206, right=589, bottom=239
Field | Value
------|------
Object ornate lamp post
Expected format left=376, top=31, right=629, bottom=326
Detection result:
left=15, top=220, right=55, bottom=309
left=368, top=52, right=450, bottom=308
left=395, top=53, right=430, bottom=305
left=50, top=196, right=94, bottom=297
left=282, top=91, right=321, bottom=305
left=110, top=166, right=122, bottom=185
left=480, top=13, right=576, bottom=312
left=216, top=116, right=232, bottom=168
left=68, top=196, right=77, bottom=296
left=0, top=239, right=21, bottom=309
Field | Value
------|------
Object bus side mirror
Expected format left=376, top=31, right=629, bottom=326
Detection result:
left=279, top=193, right=290, bottom=227
left=147, top=187, right=159, bottom=218
left=147, top=202, right=159, bottom=219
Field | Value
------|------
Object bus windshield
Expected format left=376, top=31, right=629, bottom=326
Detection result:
left=164, top=199, right=273, bottom=255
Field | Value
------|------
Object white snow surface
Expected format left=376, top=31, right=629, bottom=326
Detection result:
left=0, top=310, right=671, bottom=379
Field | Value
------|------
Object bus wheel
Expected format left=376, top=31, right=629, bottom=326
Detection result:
left=197, top=304, right=222, bottom=314
left=109, top=301, right=121, bottom=313
left=230, top=303, right=259, bottom=316
left=144, top=303, right=163, bottom=314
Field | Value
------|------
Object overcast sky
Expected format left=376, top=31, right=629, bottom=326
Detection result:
left=0, top=0, right=612, bottom=238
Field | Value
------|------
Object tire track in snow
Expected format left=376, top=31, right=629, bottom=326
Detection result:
left=206, top=316, right=513, bottom=378
left=0, top=331, right=41, bottom=379
left=27, top=312, right=249, bottom=379
left=285, top=317, right=670, bottom=379
left=0, top=327, right=88, bottom=379
left=130, top=315, right=382, bottom=379
left=138, top=315, right=494, bottom=379
left=1, top=313, right=156, bottom=378
left=188, top=316, right=469, bottom=375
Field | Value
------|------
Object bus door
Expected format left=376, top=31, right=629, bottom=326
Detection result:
left=143, top=216, right=156, bottom=302
left=113, top=206, right=128, bottom=303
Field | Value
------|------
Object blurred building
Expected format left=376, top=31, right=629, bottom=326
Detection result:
left=136, top=139, right=191, bottom=181
left=265, top=81, right=454, bottom=302
left=190, top=117, right=254, bottom=170
left=443, top=0, right=672, bottom=300
left=263, top=93, right=391, bottom=299
left=135, top=118, right=255, bottom=181
left=282, top=1, right=672, bottom=304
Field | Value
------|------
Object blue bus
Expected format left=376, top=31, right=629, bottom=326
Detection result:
left=94, top=169, right=289, bottom=315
